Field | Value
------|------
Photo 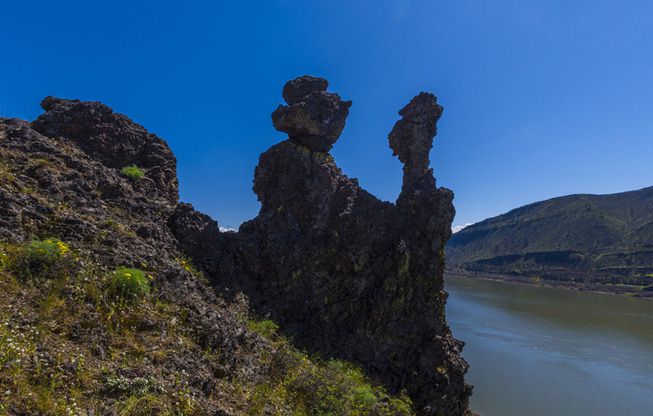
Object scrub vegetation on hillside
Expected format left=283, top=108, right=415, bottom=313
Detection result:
left=0, top=240, right=412, bottom=415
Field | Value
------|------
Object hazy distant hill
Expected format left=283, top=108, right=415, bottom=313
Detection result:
left=447, top=187, right=653, bottom=290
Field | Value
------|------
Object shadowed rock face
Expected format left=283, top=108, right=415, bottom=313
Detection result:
left=173, top=76, right=472, bottom=415
left=282, top=75, right=329, bottom=104
left=32, top=96, right=178, bottom=205
left=271, top=75, right=352, bottom=152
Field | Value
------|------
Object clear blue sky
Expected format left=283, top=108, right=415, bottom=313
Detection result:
left=2, top=1, right=652, bottom=229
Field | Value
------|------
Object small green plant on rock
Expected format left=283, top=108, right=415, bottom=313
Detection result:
left=106, top=375, right=158, bottom=396
left=247, top=318, right=279, bottom=339
left=109, top=267, right=151, bottom=302
left=0, top=158, right=15, bottom=182
left=172, top=380, right=197, bottom=416
left=120, top=165, right=145, bottom=181
left=2, top=238, right=74, bottom=280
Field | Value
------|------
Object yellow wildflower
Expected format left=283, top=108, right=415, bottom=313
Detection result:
left=56, top=241, right=70, bottom=255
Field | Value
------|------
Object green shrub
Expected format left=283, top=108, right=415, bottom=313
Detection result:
left=247, top=319, right=279, bottom=339
left=120, top=165, right=145, bottom=181
left=109, top=267, right=150, bottom=301
left=309, top=359, right=412, bottom=415
left=2, top=239, right=73, bottom=280
left=0, top=158, right=15, bottom=182
left=245, top=324, right=413, bottom=416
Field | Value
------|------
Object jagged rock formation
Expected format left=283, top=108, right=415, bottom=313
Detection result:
left=0, top=102, right=263, bottom=414
left=0, top=98, right=416, bottom=414
left=173, top=76, right=472, bottom=415
left=0, top=78, right=470, bottom=414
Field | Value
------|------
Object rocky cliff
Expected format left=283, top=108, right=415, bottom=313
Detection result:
left=173, top=76, right=471, bottom=414
left=0, top=76, right=470, bottom=415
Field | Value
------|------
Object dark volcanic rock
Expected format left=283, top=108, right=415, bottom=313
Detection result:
left=2, top=100, right=178, bottom=260
left=271, top=76, right=352, bottom=152
left=1, top=90, right=467, bottom=414
left=174, top=77, right=472, bottom=415
left=32, top=96, right=178, bottom=205
left=389, top=92, right=443, bottom=178
left=0, top=101, right=274, bottom=414
left=282, top=75, right=329, bottom=105
left=169, top=202, right=228, bottom=276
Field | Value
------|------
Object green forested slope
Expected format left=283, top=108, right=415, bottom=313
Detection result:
left=447, top=186, right=653, bottom=289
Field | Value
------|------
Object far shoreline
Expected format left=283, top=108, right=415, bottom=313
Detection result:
left=445, top=270, right=653, bottom=300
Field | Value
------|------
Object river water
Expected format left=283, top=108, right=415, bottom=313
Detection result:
left=446, top=276, right=653, bottom=416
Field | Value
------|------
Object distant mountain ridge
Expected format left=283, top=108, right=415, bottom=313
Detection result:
left=447, top=186, right=653, bottom=293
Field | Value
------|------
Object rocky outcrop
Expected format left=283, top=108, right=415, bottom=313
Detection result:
left=0, top=86, right=469, bottom=414
left=173, top=76, right=472, bottom=415
left=0, top=104, right=270, bottom=414
left=32, top=97, right=178, bottom=206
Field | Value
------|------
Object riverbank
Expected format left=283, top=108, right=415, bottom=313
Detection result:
left=445, top=270, right=653, bottom=298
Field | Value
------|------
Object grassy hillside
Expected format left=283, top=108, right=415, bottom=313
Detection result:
left=0, top=241, right=412, bottom=415
left=447, top=187, right=653, bottom=294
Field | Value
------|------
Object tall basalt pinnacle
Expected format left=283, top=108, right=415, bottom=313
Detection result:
left=173, top=76, right=472, bottom=415
left=390, top=92, right=455, bottom=272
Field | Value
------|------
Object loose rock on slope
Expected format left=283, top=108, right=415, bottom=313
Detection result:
left=173, top=76, right=472, bottom=415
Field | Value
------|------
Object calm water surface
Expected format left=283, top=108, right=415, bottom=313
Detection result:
left=446, top=276, right=653, bottom=416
